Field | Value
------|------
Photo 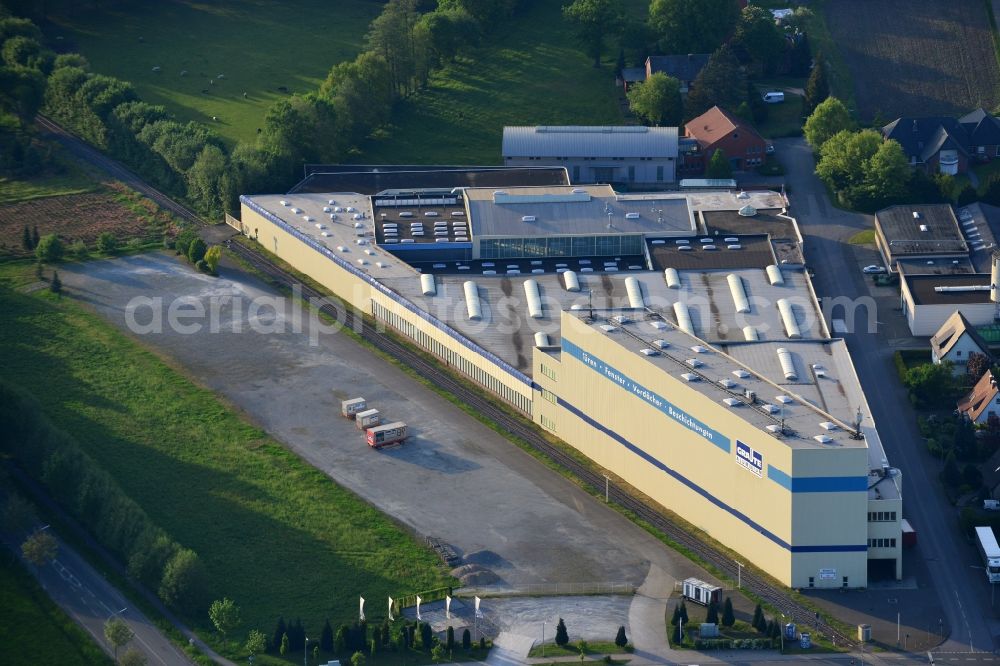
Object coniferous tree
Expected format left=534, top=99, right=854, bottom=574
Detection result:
left=555, top=618, right=569, bottom=646
left=31, top=224, right=39, bottom=248
left=280, top=633, right=289, bottom=656
left=420, top=621, right=433, bottom=652
left=803, top=53, right=829, bottom=116
left=21, top=225, right=32, bottom=251
left=705, top=599, right=719, bottom=624
left=678, top=600, right=689, bottom=626
left=615, top=625, right=628, bottom=648
left=722, top=597, right=735, bottom=627
left=335, top=625, right=349, bottom=654
left=752, top=604, right=766, bottom=633
left=462, top=628, right=472, bottom=650
left=50, top=270, right=61, bottom=295
left=272, top=617, right=287, bottom=653
left=321, top=619, right=334, bottom=652
left=446, top=625, right=455, bottom=651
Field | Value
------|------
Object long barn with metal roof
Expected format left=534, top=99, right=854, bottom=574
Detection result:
left=501, top=126, right=680, bottom=185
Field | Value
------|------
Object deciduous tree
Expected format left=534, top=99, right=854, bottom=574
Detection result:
left=562, top=0, right=624, bottom=67
left=245, top=629, right=266, bottom=657
left=733, top=5, right=786, bottom=74
left=209, top=598, right=241, bottom=639
left=104, top=617, right=134, bottom=663
left=706, top=149, right=732, bottom=178
left=803, top=97, right=853, bottom=153
left=21, top=529, right=56, bottom=566
left=119, top=647, right=147, bottom=666
left=158, top=548, right=208, bottom=614
left=34, top=234, right=63, bottom=263
left=627, top=72, right=683, bottom=126
left=648, top=0, right=740, bottom=55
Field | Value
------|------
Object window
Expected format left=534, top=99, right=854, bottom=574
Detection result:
left=540, top=414, right=557, bottom=432
left=540, top=364, right=557, bottom=381
left=541, top=388, right=558, bottom=404
left=957, top=350, right=962, bottom=357
left=867, top=511, right=897, bottom=522
left=808, top=577, right=814, bottom=588
left=867, top=538, right=898, bottom=548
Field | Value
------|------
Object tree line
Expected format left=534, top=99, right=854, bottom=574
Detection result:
left=0, top=0, right=526, bottom=220
left=0, top=380, right=210, bottom=616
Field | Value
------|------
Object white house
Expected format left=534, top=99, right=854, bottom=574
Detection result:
left=930, top=310, right=991, bottom=373
left=958, top=370, right=1000, bottom=425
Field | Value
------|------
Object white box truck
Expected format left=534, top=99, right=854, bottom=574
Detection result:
left=975, top=526, right=1000, bottom=583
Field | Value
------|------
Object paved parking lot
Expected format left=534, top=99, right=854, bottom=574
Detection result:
left=58, top=253, right=703, bottom=595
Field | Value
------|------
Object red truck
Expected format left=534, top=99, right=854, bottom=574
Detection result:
left=366, top=422, right=407, bottom=449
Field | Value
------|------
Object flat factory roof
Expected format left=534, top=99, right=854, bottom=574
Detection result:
left=876, top=204, right=967, bottom=257
left=464, top=184, right=694, bottom=238
left=575, top=310, right=867, bottom=450
left=291, top=166, right=569, bottom=195
left=383, top=265, right=825, bottom=372
left=244, top=193, right=418, bottom=281
left=902, top=271, right=992, bottom=306
left=647, top=235, right=776, bottom=271
left=502, top=125, right=679, bottom=159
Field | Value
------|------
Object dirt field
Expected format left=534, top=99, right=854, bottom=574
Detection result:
left=826, top=0, right=1000, bottom=121
left=0, top=184, right=172, bottom=256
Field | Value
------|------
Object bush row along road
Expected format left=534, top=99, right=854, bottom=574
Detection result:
left=36, top=114, right=858, bottom=650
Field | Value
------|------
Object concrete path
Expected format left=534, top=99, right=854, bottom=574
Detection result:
left=627, top=565, right=672, bottom=663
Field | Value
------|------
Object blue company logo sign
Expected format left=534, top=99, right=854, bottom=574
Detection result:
left=562, top=338, right=731, bottom=452
left=736, top=440, right=763, bottom=478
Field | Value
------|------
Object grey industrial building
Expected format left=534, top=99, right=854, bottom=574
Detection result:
left=501, top=126, right=679, bottom=186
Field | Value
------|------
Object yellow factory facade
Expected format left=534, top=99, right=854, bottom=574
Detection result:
left=533, top=313, right=874, bottom=589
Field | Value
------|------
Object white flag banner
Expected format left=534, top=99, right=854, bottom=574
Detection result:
left=446, top=595, right=452, bottom=619
left=475, top=596, right=483, bottom=619
left=388, top=596, right=394, bottom=622
left=416, top=595, right=422, bottom=620
left=360, top=596, right=365, bottom=622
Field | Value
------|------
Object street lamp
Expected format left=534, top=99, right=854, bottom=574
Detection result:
left=734, top=560, right=743, bottom=589
left=779, top=614, right=784, bottom=653
left=304, top=637, right=309, bottom=666
left=541, top=622, right=545, bottom=658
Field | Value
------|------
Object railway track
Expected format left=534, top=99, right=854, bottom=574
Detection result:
left=35, top=114, right=857, bottom=649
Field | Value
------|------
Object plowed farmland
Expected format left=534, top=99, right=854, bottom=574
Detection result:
left=826, top=0, right=1000, bottom=121
left=0, top=184, right=171, bottom=257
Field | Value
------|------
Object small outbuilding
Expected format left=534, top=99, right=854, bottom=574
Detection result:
left=957, top=369, right=1000, bottom=425
left=930, top=310, right=991, bottom=373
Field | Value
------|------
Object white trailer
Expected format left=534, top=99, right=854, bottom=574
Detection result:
left=976, top=526, right=1000, bottom=583
left=355, top=408, right=381, bottom=430
left=341, top=397, right=367, bottom=418
left=682, top=577, right=721, bottom=606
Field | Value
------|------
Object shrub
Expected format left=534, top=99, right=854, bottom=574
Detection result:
left=35, top=234, right=64, bottom=262
left=96, top=231, right=118, bottom=254
left=158, top=548, right=209, bottom=614
left=195, top=259, right=209, bottom=273
left=187, top=237, right=207, bottom=263
left=70, top=239, right=88, bottom=258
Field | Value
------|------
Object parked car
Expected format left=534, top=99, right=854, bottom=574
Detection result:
left=766, top=143, right=775, bottom=155
left=762, top=91, right=785, bottom=104
left=862, top=265, right=886, bottom=274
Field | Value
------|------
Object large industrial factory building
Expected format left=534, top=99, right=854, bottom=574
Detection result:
left=238, top=176, right=902, bottom=589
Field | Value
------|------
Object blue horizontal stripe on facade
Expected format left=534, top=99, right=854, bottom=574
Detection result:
left=561, top=338, right=731, bottom=453
left=792, top=476, right=869, bottom=493
left=768, top=465, right=792, bottom=489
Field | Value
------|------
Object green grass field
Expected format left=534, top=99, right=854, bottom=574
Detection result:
left=0, top=261, right=451, bottom=652
left=46, top=0, right=382, bottom=147
left=358, top=1, right=635, bottom=164
left=0, top=556, right=112, bottom=665
left=0, top=156, right=98, bottom=205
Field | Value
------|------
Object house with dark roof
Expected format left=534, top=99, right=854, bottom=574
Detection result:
left=882, top=108, right=1000, bottom=176
left=682, top=106, right=767, bottom=173
left=958, top=369, right=1000, bottom=425
left=645, top=54, right=711, bottom=93
left=930, top=310, right=992, bottom=374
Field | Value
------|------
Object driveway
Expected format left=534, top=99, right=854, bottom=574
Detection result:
left=777, top=136, right=1000, bottom=654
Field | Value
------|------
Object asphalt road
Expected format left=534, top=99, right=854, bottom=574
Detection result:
left=2, top=527, right=193, bottom=666
left=776, top=136, right=1000, bottom=655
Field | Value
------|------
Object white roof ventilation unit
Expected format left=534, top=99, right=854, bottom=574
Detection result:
left=819, top=421, right=838, bottom=431
left=534, top=332, right=551, bottom=347
left=464, top=281, right=482, bottom=320
left=625, top=276, right=645, bottom=308
left=524, top=279, right=543, bottom=318
left=420, top=273, right=436, bottom=296
left=776, top=298, right=802, bottom=339
left=776, top=347, right=798, bottom=381
left=664, top=267, right=681, bottom=289
left=765, top=264, right=784, bottom=286
left=743, top=326, right=759, bottom=341
left=727, top=274, right=750, bottom=314
left=722, top=397, right=741, bottom=407
left=563, top=270, right=581, bottom=292
left=673, top=302, right=694, bottom=335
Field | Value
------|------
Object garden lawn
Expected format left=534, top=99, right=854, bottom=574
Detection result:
left=45, top=0, right=382, bottom=147
left=357, top=0, right=642, bottom=165
left=0, top=556, right=111, bottom=666
left=527, top=640, right=623, bottom=658
left=0, top=264, right=451, bottom=640
left=753, top=84, right=805, bottom=139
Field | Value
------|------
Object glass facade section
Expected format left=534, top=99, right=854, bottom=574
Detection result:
left=480, top=234, right=643, bottom=259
